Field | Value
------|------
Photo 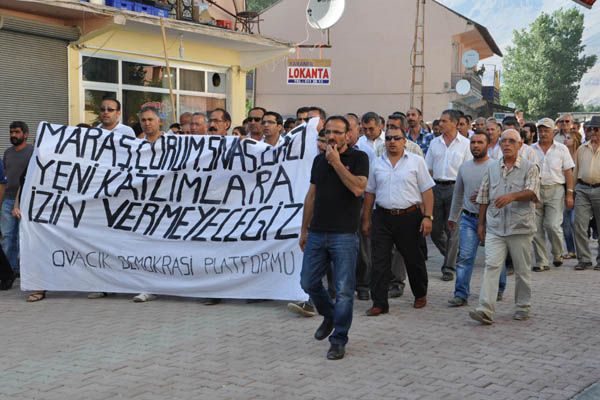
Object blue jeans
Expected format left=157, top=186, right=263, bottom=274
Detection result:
left=454, top=213, right=506, bottom=300
left=562, top=208, right=575, bottom=254
left=301, top=231, right=358, bottom=346
left=1, top=199, right=19, bottom=272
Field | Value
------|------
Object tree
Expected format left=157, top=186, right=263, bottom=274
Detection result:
left=501, top=8, right=596, bottom=119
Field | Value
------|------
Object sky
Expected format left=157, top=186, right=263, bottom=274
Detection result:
left=436, top=0, right=600, bottom=104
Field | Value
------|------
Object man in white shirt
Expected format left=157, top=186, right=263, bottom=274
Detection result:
left=531, top=118, right=575, bottom=271
left=362, top=126, right=434, bottom=315
left=425, top=109, right=472, bottom=281
left=486, top=119, right=502, bottom=160
left=357, top=112, right=386, bottom=156
left=96, top=97, right=135, bottom=136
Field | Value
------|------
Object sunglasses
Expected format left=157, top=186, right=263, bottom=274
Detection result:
left=297, top=117, right=310, bottom=122
left=100, top=107, right=116, bottom=112
left=585, top=127, right=599, bottom=132
left=385, top=135, right=405, bottom=142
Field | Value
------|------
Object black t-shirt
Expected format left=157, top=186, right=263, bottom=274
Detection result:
left=309, top=147, right=369, bottom=233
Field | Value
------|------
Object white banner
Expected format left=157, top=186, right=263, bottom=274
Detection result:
left=20, top=120, right=318, bottom=300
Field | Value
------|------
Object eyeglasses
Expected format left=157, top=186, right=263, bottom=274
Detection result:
left=386, top=125, right=403, bottom=131
left=297, top=117, right=309, bottom=122
left=248, top=117, right=262, bottom=122
left=261, top=120, right=277, bottom=125
left=324, top=129, right=346, bottom=135
left=385, top=135, right=405, bottom=142
left=585, top=127, right=599, bottom=132
left=100, top=107, right=116, bottom=112
left=209, top=119, right=226, bottom=123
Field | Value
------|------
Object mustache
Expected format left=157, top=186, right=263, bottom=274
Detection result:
left=208, top=127, right=217, bottom=132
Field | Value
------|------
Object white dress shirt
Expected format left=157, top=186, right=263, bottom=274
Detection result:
left=366, top=151, right=435, bottom=209
left=97, top=122, right=135, bottom=136
left=532, top=141, right=575, bottom=185
left=357, top=131, right=385, bottom=156
left=353, top=140, right=376, bottom=164
left=425, top=133, right=472, bottom=181
left=519, top=143, right=539, bottom=164
left=488, top=141, right=502, bottom=159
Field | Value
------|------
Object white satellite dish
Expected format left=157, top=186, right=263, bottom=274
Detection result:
left=456, top=79, right=471, bottom=95
left=462, top=50, right=480, bottom=69
left=306, top=0, right=345, bottom=30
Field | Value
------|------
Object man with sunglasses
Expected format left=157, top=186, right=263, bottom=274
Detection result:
left=554, top=113, right=573, bottom=144
left=299, top=115, right=369, bottom=360
left=362, top=125, right=434, bottom=316
left=470, top=129, right=540, bottom=325
left=246, top=107, right=265, bottom=141
left=97, top=97, right=135, bottom=136
left=573, top=116, right=600, bottom=270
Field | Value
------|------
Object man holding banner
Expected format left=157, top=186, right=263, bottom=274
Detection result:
left=299, top=115, right=369, bottom=361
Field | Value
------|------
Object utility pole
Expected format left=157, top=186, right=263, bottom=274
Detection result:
left=410, top=0, right=426, bottom=112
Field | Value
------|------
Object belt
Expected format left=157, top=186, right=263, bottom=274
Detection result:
left=462, top=209, right=479, bottom=218
left=578, top=179, right=600, bottom=188
left=377, top=205, right=418, bottom=216
left=435, top=180, right=455, bottom=185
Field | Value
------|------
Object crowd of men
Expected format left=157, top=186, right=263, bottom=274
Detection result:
left=1, top=99, right=599, bottom=361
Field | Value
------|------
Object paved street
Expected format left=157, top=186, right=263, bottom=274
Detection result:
left=1, top=239, right=599, bottom=400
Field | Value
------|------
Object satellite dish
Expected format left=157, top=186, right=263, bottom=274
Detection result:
left=306, top=0, right=345, bottom=30
left=456, top=79, right=471, bottom=95
left=462, top=50, right=480, bottom=69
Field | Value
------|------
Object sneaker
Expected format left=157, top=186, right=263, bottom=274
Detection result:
left=388, top=284, right=404, bottom=298
left=575, top=262, right=592, bottom=270
left=447, top=297, right=468, bottom=307
left=287, top=301, right=316, bottom=317
left=87, top=292, right=107, bottom=299
left=469, top=309, right=493, bottom=325
left=513, top=310, right=530, bottom=321
left=553, top=257, right=563, bottom=267
left=133, top=293, right=157, bottom=302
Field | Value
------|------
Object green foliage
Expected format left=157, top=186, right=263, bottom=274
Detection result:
left=246, top=0, right=279, bottom=12
left=501, top=8, right=596, bottom=119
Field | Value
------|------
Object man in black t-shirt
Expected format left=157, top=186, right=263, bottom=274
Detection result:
left=299, top=115, right=369, bottom=360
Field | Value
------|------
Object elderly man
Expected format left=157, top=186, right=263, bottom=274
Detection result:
left=554, top=114, right=573, bottom=144
left=531, top=118, right=575, bottom=271
left=362, top=124, right=434, bottom=315
left=573, top=116, right=600, bottom=270
left=470, top=129, right=540, bottom=324
left=190, top=112, right=208, bottom=135
left=425, top=109, right=472, bottom=281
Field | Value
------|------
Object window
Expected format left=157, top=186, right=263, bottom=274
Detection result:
left=81, top=56, right=227, bottom=127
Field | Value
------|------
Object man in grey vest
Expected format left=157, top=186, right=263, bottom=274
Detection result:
left=470, top=129, right=540, bottom=325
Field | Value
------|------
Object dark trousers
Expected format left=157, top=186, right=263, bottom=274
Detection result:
left=370, top=208, right=428, bottom=310
left=0, top=246, right=14, bottom=281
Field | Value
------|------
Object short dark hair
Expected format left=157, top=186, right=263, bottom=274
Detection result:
left=308, top=106, right=327, bottom=121
left=387, top=114, right=407, bottom=132
left=210, top=108, right=231, bottom=122
left=471, top=129, right=490, bottom=143
left=325, top=115, right=350, bottom=132
left=9, top=121, right=29, bottom=133
left=233, top=126, right=247, bottom=136
left=263, top=111, right=283, bottom=125
left=523, top=122, right=537, bottom=134
left=361, top=111, right=380, bottom=125
left=101, top=96, right=121, bottom=111
left=169, top=123, right=181, bottom=130
left=432, top=119, right=440, bottom=127
left=502, top=116, right=520, bottom=129
left=249, top=107, right=266, bottom=116
left=242, top=117, right=250, bottom=125
left=441, top=109, right=461, bottom=123
left=284, top=118, right=296, bottom=129
left=296, top=106, right=310, bottom=117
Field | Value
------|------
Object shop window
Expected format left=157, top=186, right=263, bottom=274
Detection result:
left=84, top=89, right=117, bottom=125
left=180, top=69, right=206, bottom=92
left=180, top=95, right=226, bottom=115
left=123, top=90, right=176, bottom=129
left=82, top=57, right=118, bottom=83
left=122, top=61, right=175, bottom=88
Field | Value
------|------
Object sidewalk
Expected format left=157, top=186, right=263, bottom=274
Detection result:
left=0, top=238, right=599, bottom=400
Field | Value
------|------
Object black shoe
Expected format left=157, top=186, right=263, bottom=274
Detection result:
left=356, top=290, right=370, bottom=301
left=326, top=344, right=345, bottom=360
left=388, top=284, right=404, bottom=298
left=0, top=275, right=15, bottom=290
left=314, top=318, right=334, bottom=341
left=441, top=271, right=454, bottom=281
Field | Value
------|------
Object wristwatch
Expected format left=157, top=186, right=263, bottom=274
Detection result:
left=423, top=215, right=434, bottom=221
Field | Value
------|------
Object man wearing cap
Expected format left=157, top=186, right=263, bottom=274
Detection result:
left=573, top=116, right=600, bottom=270
left=531, top=118, right=575, bottom=271
left=469, top=129, right=540, bottom=325
left=554, top=114, right=573, bottom=144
